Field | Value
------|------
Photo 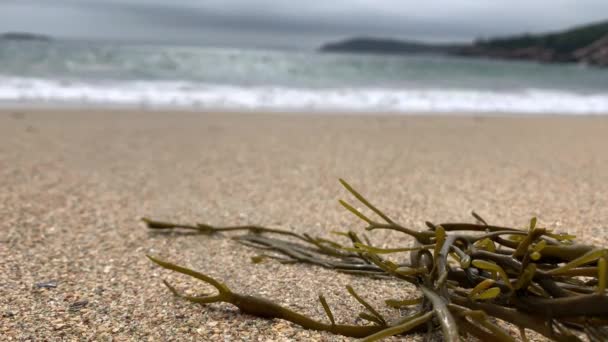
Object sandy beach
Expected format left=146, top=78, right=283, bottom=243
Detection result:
left=2, top=109, right=608, bottom=341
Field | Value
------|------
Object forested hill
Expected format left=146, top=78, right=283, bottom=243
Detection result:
left=320, top=20, right=608, bottom=67
left=458, top=20, right=608, bottom=65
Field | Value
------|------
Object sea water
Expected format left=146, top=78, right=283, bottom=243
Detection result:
left=1, top=39, right=607, bottom=113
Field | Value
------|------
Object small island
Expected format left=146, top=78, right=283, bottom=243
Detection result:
left=320, top=20, right=608, bottom=67
left=0, top=32, right=52, bottom=42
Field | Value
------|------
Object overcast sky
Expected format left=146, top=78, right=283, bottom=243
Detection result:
left=1, top=0, right=607, bottom=49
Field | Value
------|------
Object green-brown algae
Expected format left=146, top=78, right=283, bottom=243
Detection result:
left=145, top=179, right=608, bottom=341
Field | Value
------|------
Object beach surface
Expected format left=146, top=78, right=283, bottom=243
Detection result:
left=2, top=109, right=608, bottom=341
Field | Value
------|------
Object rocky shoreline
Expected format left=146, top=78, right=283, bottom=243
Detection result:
left=573, top=34, right=608, bottom=67
left=456, top=33, right=608, bottom=67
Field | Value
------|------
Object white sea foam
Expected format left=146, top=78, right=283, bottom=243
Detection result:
left=0, top=75, right=607, bottom=114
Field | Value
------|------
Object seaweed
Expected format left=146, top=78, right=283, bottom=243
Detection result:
left=144, top=179, right=608, bottom=341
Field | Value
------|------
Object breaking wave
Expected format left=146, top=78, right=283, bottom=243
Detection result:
left=1, top=75, right=607, bottom=113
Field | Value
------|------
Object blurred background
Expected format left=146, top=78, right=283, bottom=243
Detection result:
left=1, top=0, right=607, bottom=113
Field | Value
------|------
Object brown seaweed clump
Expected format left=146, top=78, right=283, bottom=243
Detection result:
left=144, top=179, right=608, bottom=341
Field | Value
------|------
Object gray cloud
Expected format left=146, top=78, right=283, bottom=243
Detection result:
left=1, top=0, right=607, bottom=48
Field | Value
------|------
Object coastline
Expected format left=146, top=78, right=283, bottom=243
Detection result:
left=2, top=102, right=608, bottom=117
left=2, top=109, right=608, bottom=340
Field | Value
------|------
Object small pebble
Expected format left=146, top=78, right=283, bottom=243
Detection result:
left=69, top=300, right=89, bottom=312
left=34, top=281, right=58, bottom=289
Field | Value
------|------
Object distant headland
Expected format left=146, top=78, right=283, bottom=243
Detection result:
left=320, top=20, right=608, bottom=67
left=0, top=32, right=52, bottom=42
left=320, top=37, right=464, bottom=55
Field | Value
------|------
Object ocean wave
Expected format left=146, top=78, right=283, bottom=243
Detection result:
left=0, top=75, right=607, bottom=114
